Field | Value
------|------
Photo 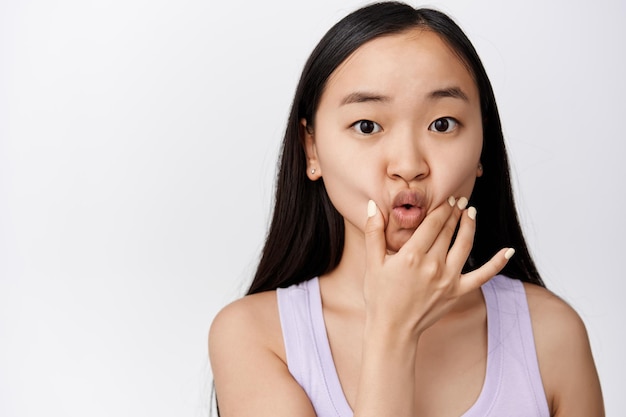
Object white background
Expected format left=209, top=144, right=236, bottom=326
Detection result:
left=1, top=0, right=624, bottom=415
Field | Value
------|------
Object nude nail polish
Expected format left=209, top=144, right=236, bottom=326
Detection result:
left=448, top=196, right=456, bottom=206
left=468, top=206, right=477, bottom=220
left=367, top=200, right=377, bottom=218
left=504, top=248, right=516, bottom=260
left=457, top=197, right=468, bottom=210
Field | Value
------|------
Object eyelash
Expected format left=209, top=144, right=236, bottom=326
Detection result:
left=350, top=116, right=460, bottom=135
left=428, top=117, right=459, bottom=133
left=351, top=119, right=383, bottom=135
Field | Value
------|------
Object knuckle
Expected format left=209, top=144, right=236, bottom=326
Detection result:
left=454, top=237, right=473, bottom=254
left=431, top=216, right=446, bottom=231
left=424, top=210, right=447, bottom=232
left=364, top=226, right=378, bottom=238
left=404, top=251, right=418, bottom=266
left=422, top=259, right=441, bottom=277
left=364, top=218, right=381, bottom=237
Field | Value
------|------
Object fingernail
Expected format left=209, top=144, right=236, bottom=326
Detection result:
left=457, top=197, right=468, bottom=210
left=448, top=196, right=456, bottom=206
left=468, top=206, right=477, bottom=220
left=504, top=248, right=516, bottom=260
left=367, top=200, right=377, bottom=218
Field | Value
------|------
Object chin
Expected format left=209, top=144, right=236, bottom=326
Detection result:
left=385, top=230, right=414, bottom=253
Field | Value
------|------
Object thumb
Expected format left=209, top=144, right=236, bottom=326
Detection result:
left=364, top=200, right=386, bottom=268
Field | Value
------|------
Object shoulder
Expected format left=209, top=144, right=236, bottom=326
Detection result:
left=209, top=290, right=316, bottom=416
left=522, top=282, right=590, bottom=361
left=209, top=290, right=284, bottom=363
left=523, top=281, right=585, bottom=340
left=523, top=282, right=604, bottom=416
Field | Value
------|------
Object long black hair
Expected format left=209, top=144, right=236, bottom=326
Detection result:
left=247, top=2, right=544, bottom=295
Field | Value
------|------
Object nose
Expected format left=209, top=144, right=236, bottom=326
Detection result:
left=385, top=128, right=429, bottom=182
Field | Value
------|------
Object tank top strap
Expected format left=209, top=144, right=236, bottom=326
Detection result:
left=464, top=275, right=550, bottom=416
left=277, top=278, right=353, bottom=417
left=277, top=275, right=549, bottom=417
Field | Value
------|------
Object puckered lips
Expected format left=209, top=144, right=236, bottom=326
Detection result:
left=391, top=189, right=426, bottom=229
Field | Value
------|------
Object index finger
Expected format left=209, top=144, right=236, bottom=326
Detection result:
left=398, top=196, right=456, bottom=255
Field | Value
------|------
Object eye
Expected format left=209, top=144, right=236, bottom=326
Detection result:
left=428, top=117, right=458, bottom=133
left=351, top=119, right=382, bottom=135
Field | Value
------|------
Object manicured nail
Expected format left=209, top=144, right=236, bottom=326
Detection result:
left=504, top=248, right=516, bottom=260
left=457, top=197, right=468, bottom=210
left=448, top=196, right=456, bottom=206
left=467, top=206, right=477, bottom=220
left=367, top=200, right=377, bottom=218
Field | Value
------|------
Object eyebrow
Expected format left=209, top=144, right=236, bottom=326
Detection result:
left=340, top=92, right=391, bottom=106
left=339, top=86, right=469, bottom=106
left=428, top=87, right=469, bottom=102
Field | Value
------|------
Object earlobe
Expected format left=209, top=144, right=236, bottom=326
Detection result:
left=301, top=118, right=321, bottom=181
left=476, top=162, right=484, bottom=178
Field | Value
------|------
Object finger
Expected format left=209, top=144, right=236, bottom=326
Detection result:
left=427, top=197, right=467, bottom=257
left=400, top=196, right=456, bottom=255
left=445, top=205, right=477, bottom=270
left=457, top=247, right=514, bottom=295
left=364, top=200, right=386, bottom=269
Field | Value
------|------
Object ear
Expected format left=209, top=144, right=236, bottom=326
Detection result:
left=301, top=118, right=322, bottom=181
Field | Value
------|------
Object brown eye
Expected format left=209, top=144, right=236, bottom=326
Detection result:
left=428, top=117, right=458, bottom=133
left=352, top=119, right=382, bottom=135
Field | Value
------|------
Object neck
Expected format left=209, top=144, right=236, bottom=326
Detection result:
left=320, top=221, right=484, bottom=317
left=319, top=221, right=368, bottom=308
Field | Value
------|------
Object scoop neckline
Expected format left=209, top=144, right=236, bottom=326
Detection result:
left=308, top=276, right=502, bottom=416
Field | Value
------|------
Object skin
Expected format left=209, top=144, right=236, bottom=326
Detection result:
left=209, top=29, right=604, bottom=416
left=306, top=28, right=483, bottom=254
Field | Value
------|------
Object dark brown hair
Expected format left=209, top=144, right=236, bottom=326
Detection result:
left=247, top=1, right=544, bottom=295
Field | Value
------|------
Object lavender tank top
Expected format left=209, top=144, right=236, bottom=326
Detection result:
left=277, top=275, right=550, bottom=416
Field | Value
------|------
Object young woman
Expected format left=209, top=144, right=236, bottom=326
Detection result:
left=209, top=2, right=604, bottom=416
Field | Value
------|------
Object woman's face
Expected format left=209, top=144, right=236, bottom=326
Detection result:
left=304, top=29, right=483, bottom=252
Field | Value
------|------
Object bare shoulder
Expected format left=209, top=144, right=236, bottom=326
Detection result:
left=208, top=291, right=316, bottom=417
left=523, top=282, right=586, bottom=339
left=523, top=283, right=594, bottom=365
left=209, top=291, right=283, bottom=359
left=523, top=282, right=604, bottom=416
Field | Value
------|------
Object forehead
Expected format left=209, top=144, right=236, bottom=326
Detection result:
left=321, top=29, right=479, bottom=106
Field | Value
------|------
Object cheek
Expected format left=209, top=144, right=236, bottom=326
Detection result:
left=430, top=151, right=481, bottom=204
left=429, top=175, right=474, bottom=209
left=319, top=153, right=371, bottom=200
left=316, top=143, right=381, bottom=229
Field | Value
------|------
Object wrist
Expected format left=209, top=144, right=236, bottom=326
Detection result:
left=363, top=316, right=421, bottom=351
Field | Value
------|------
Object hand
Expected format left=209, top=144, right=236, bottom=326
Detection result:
left=363, top=197, right=512, bottom=338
